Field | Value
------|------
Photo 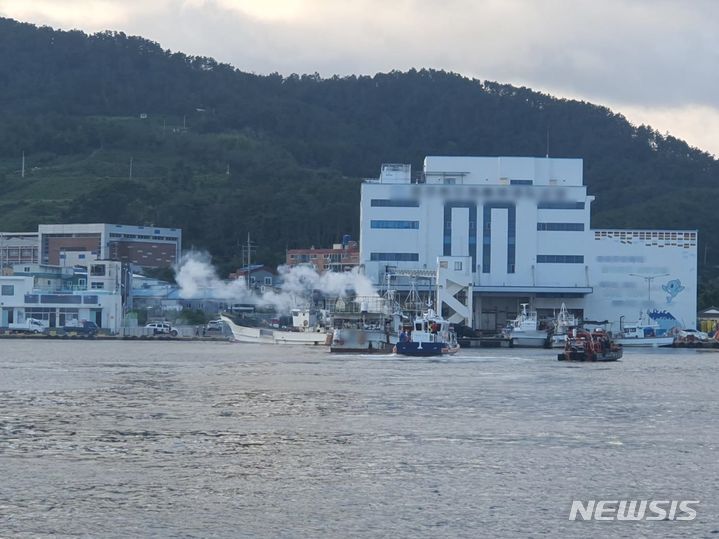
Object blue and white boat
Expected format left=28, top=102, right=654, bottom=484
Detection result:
left=394, top=309, right=460, bottom=357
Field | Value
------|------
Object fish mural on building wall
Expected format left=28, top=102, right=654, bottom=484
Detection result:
left=662, top=279, right=685, bottom=304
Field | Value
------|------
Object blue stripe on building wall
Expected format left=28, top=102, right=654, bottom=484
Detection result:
left=443, top=202, right=477, bottom=271
left=537, top=223, right=585, bottom=231
left=537, top=255, right=584, bottom=263
left=537, top=201, right=585, bottom=210
left=482, top=203, right=516, bottom=274
left=370, top=199, right=420, bottom=207
left=370, top=220, right=420, bottom=229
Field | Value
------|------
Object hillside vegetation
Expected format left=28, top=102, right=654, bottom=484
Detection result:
left=2, top=17, right=719, bottom=302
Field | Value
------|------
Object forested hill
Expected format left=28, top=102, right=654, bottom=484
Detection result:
left=2, top=17, right=719, bottom=287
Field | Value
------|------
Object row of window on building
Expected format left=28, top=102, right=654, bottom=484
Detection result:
left=369, top=199, right=586, bottom=210
left=369, top=253, right=585, bottom=263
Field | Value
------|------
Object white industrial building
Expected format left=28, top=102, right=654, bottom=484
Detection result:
left=360, top=157, right=697, bottom=332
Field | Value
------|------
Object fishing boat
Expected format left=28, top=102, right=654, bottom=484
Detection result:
left=550, top=302, right=578, bottom=348
left=329, top=296, right=401, bottom=353
left=394, top=309, right=460, bottom=357
left=614, top=311, right=674, bottom=347
left=220, top=309, right=330, bottom=345
left=558, top=327, right=623, bottom=362
left=502, top=303, right=550, bottom=347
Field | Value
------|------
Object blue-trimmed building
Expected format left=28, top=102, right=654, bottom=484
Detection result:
left=360, top=157, right=697, bottom=332
left=0, top=261, right=124, bottom=331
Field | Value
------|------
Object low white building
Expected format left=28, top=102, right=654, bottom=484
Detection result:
left=360, top=157, right=697, bottom=332
left=0, top=260, right=124, bottom=332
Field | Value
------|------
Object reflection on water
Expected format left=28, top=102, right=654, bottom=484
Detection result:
left=0, top=341, right=717, bottom=538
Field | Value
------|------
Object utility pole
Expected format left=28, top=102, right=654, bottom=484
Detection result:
left=629, top=273, right=669, bottom=303
left=241, top=233, right=256, bottom=290
left=129, top=157, right=133, bottom=180
left=21, top=151, right=25, bottom=178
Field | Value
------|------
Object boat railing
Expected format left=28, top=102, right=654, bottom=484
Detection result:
left=330, top=296, right=398, bottom=316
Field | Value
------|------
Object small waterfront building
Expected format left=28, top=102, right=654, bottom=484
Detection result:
left=228, top=264, right=278, bottom=291
left=360, top=157, right=697, bottom=332
left=0, top=260, right=123, bottom=332
left=286, top=238, right=359, bottom=272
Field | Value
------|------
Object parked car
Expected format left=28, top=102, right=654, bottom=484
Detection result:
left=8, top=318, right=46, bottom=334
left=145, top=322, right=178, bottom=336
left=63, top=320, right=99, bottom=336
left=676, top=328, right=709, bottom=343
left=205, top=319, right=224, bottom=332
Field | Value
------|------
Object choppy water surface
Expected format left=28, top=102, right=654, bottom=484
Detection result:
left=1, top=341, right=718, bottom=538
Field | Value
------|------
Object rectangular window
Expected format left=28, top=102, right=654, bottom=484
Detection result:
left=41, top=294, right=80, bottom=304
left=370, top=253, right=419, bottom=262
left=510, top=179, right=533, bottom=185
left=1, top=285, right=14, bottom=296
left=264, top=276, right=273, bottom=285
left=537, top=255, right=585, bottom=264
left=454, top=261, right=462, bottom=271
left=370, top=199, right=420, bottom=208
left=90, top=265, right=106, bottom=276
left=91, top=282, right=105, bottom=289
left=370, top=220, right=419, bottom=229
left=537, top=201, right=585, bottom=210
left=537, top=223, right=585, bottom=231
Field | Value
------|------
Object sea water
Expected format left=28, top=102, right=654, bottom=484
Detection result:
left=0, top=341, right=717, bottom=538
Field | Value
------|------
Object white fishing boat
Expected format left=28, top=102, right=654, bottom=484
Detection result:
left=614, top=311, right=674, bottom=347
left=502, top=303, right=550, bottom=347
left=550, top=302, right=579, bottom=348
left=220, top=309, right=330, bottom=345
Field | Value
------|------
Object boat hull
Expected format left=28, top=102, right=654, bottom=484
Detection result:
left=614, top=336, right=674, bottom=347
left=221, top=315, right=330, bottom=345
left=558, top=349, right=623, bottom=362
left=394, top=341, right=460, bottom=357
left=508, top=332, right=550, bottom=348
left=330, top=328, right=395, bottom=353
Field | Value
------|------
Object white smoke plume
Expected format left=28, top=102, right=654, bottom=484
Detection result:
left=174, top=251, right=377, bottom=312
left=174, top=251, right=253, bottom=302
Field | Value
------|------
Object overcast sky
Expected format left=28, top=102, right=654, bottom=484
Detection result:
left=1, top=0, right=717, bottom=156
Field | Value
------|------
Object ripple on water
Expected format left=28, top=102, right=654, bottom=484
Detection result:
left=0, top=341, right=717, bottom=538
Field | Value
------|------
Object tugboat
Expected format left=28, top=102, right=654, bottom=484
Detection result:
left=394, top=308, right=460, bottom=357
left=558, top=327, right=623, bottom=362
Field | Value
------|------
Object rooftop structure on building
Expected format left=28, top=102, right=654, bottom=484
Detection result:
left=39, top=223, right=181, bottom=268
left=0, top=232, right=40, bottom=270
left=360, top=156, right=697, bottom=333
left=1, top=223, right=182, bottom=271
